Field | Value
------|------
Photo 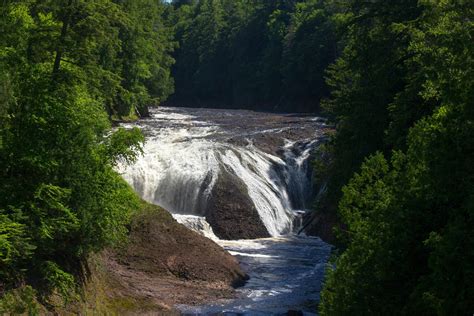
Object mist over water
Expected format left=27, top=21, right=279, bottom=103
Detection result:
left=119, top=107, right=332, bottom=315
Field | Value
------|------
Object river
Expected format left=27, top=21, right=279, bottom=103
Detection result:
left=119, top=107, right=332, bottom=315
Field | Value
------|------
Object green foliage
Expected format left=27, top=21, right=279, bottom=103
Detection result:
left=320, top=0, right=474, bottom=314
left=115, top=0, right=176, bottom=117
left=0, top=286, right=40, bottom=316
left=0, top=0, right=168, bottom=304
left=320, top=153, right=406, bottom=315
left=169, top=0, right=336, bottom=111
left=0, top=71, right=143, bottom=294
left=320, top=0, right=423, bottom=207
left=0, top=0, right=174, bottom=120
left=0, top=214, right=35, bottom=270
left=31, top=185, right=78, bottom=244
left=280, top=0, right=335, bottom=110
left=40, top=261, right=76, bottom=302
left=322, top=108, right=474, bottom=314
left=106, top=127, right=145, bottom=165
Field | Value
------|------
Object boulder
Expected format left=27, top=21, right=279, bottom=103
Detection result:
left=206, top=169, right=270, bottom=240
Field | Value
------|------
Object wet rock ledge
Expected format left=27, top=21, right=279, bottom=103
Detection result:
left=206, top=168, right=271, bottom=240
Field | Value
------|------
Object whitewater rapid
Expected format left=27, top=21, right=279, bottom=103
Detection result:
left=119, top=107, right=332, bottom=315
left=119, top=107, right=325, bottom=236
left=179, top=235, right=331, bottom=316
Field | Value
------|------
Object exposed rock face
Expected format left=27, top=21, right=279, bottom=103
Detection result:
left=95, top=204, right=248, bottom=314
left=120, top=107, right=333, bottom=241
left=118, top=204, right=247, bottom=284
left=206, top=169, right=271, bottom=240
left=48, top=203, right=248, bottom=315
left=302, top=211, right=338, bottom=244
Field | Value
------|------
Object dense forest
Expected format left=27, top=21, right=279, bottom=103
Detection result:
left=0, top=0, right=172, bottom=311
left=1, top=0, right=473, bottom=314
left=169, top=0, right=336, bottom=111
left=316, top=1, right=474, bottom=314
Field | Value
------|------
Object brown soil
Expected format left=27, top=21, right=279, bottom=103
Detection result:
left=74, top=203, right=248, bottom=315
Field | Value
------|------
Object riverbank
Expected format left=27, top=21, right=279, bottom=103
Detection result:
left=73, top=202, right=248, bottom=314
left=1, top=203, right=247, bottom=315
left=117, top=107, right=334, bottom=313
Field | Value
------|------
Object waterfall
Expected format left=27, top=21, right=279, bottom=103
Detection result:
left=120, top=129, right=220, bottom=216
left=173, top=214, right=219, bottom=241
left=119, top=107, right=322, bottom=237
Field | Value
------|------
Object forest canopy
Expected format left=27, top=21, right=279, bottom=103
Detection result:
left=168, top=0, right=337, bottom=112
left=316, top=0, right=474, bottom=314
left=0, top=0, right=473, bottom=314
left=0, top=0, right=172, bottom=309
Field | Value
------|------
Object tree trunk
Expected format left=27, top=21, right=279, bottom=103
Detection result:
left=52, top=0, right=73, bottom=76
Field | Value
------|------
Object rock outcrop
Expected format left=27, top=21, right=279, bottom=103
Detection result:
left=302, top=210, right=339, bottom=244
left=59, top=203, right=248, bottom=315
left=206, top=169, right=270, bottom=240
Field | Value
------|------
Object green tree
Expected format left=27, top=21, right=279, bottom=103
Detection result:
left=319, top=0, right=422, bottom=210
left=0, top=0, right=176, bottom=303
left=281, top=0, right=336, bottom=111
left=320, top=1, right=474, bottom=314
left=169, top=0, right=336, bottom=111
left=172, top=0, right=226, bottom=104
left=114, top=0, right=175, bottom=118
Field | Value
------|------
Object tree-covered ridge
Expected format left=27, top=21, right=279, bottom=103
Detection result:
left=169, top=0, right=336, bottom=112
left=319, top=0, right=474, bottom=314
left=1, top=0, right=174, bottom=120
left=0, top=0, right=174, bottom=310
left=0, top=0, right=472, bottom=314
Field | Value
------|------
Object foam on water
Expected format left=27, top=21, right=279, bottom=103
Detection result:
left=179, top=235, right=332, bottom=315
left=118, top=107, right=332, bottom=314
left=119, top=107, right=320, bottom=236
left=173, top=214, right=219, bottom=241
left=171, top=215, right=332, bottom=315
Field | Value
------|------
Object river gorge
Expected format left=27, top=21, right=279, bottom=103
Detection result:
left=119, top=107, right=332, bottom=315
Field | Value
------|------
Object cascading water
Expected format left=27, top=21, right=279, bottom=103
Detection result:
left=119, top=107, right=332, bottom=315
left=120, top=108, right=321, bottom=236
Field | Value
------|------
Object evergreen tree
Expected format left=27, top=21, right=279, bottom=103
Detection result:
left=169, top=0, right=336, bottom=111
left=319, top=0, right=422, bottom=209
left=0, top=0, right=174, bottom=303
left=320, top=1, right=474, bottom=314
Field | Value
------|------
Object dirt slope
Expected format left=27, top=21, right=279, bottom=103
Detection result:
left=59, top=203, right=248, bottom=315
